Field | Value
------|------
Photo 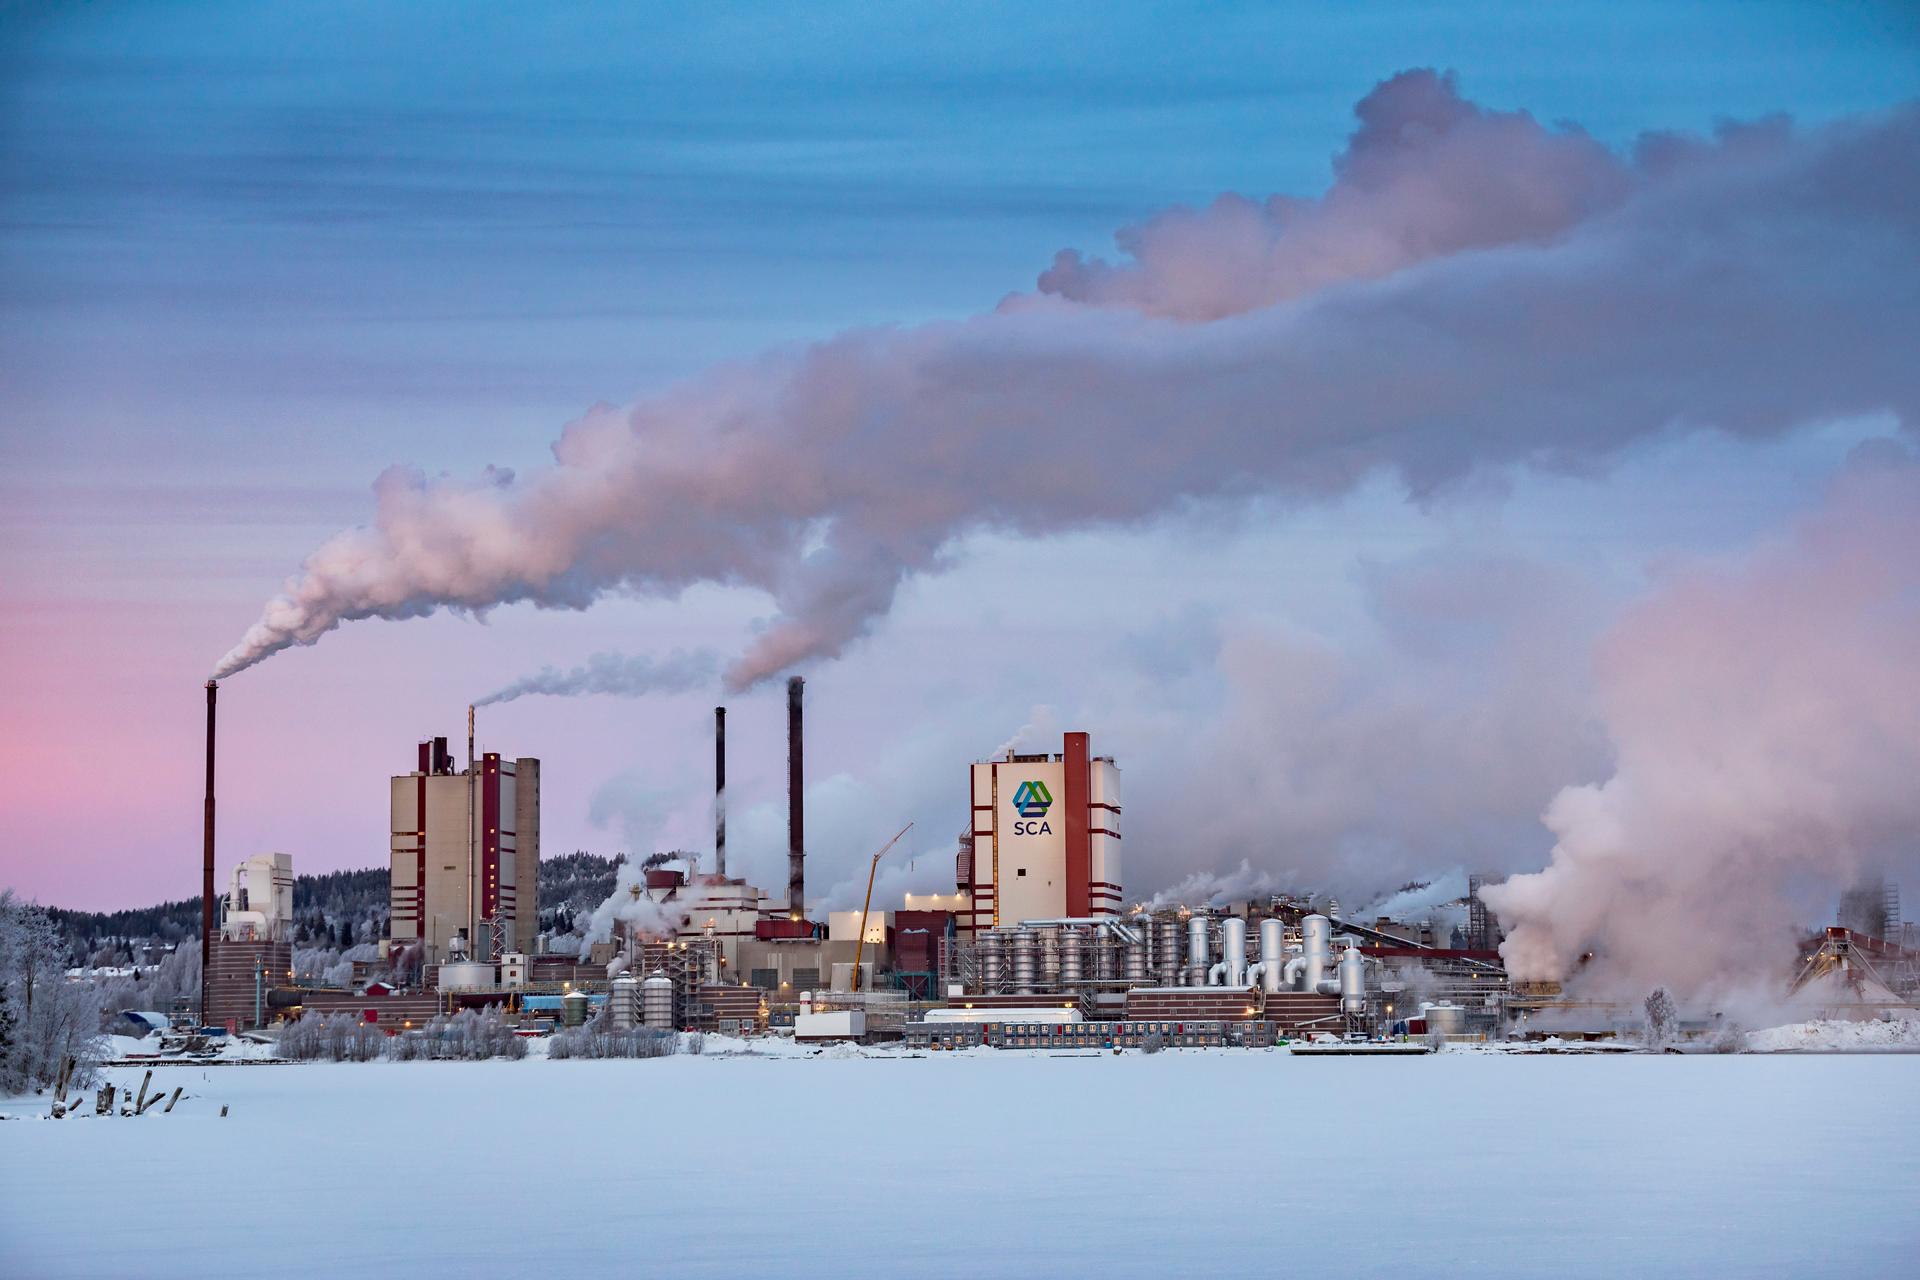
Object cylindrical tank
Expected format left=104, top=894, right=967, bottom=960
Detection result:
left=1154, top=918, right=1180, bottom=985
left=1302, top=914, right=1332, bottom=992
left=1259, top=919, right=1285, bottom=993
left=1094, top=931, right=1117, bottom=983
left=1221, top=917, right=1248, bottom=987
left=1124, top=935, right=1147, bottom=984
left=1011, top=930, right=1036, bottom=994
left=1059, top=927, right=1085, bottom=987
left=610, top=975, right=640, bottom=1030
left=642, top=972, right=675, bottom=1030
left=438, top=961, right=493, bottom=992
left=561, top=989, right=589, bottom=1027
left=1422, top=1001, right=1467, bottom=1035
left=1338, top=945, right=1366, bottom=1015
left=980, top=931, right=1005, bottom=993
left=1040, top=929, right=1062, bottom=991
left=1186, top=916, right=1211, bottom=985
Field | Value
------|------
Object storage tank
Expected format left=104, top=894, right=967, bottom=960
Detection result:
left=561, top=989, right=589, bottom=1028
left=1221, top=917, right=1248, bottom=987
left=1302, top=914, right=1333, bottom=992
left=1124, top=934, right=1147, bottom=984
left=438, top=961, right=493, bottom=993
left=642, top=972, right=675, bottom=1030
left=1040, top=929, right=1062, bottom=990
left=1059, top=927, right=1085, bottom=987
left=1338, top=945, right=1366, bottom=1015
left=610, top=975, right=640, bottom=1030
left=1011, top=930, right=1036, bottom=994
left=980, top=931, right=1005, bottom=993
left=1187, top=916, right=1211, bottom=986
left=1422, top=1001, right=1467, bottom=1036
left=1259, top=919, right=1285, bottom=993
left=1154, top=918, right=1180, bottom=985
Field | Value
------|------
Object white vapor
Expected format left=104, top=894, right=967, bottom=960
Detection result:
left=212, top=70, right=1918, bottom=688
left=578, top=859, right=692, bottom=959
left=473, top=647, right=719, bottom=706
left=1483, top=451, right=1920, bottom=999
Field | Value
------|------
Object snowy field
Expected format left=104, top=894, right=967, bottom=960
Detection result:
left=5, top=1049, right=1918, bottom=1279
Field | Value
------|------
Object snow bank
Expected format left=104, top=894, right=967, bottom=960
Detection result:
left=1746, top=1016, right=1920, bottom=1052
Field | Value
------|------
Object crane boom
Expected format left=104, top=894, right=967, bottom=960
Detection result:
left=852, top=823, right=913, bottom=992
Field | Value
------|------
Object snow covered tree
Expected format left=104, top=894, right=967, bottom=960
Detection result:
left=0, top=891, right=103, bottom=1092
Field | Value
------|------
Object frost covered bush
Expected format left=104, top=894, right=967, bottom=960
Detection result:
left=683, top=1032, right=705, bottom=1056
left=388, top=1009, right=527, bottom=1061
left=1, top=891, right=104, bottom=1093
left=548, top=1017, right=678, bottom=1060
left=280, top=1011, right=384, bottom=1062
left=1140, top=1032, right=1166, bottom=1054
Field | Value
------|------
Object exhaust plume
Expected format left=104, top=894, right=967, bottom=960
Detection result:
left=473, top=647, right=718, bottom=706
left=213, top=71, right=1919, bottom=688
left=1482, top=452, right=1920, bottom=998
left=578, top=858, right=693, bottom=955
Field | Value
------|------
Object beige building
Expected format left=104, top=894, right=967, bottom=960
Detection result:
left=389, top=735, right=540, bottom=963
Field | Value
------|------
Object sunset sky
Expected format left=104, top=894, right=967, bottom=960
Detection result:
left=3, top=1, right=1917, bottom=916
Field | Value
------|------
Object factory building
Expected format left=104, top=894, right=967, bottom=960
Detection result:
left=388, top=732, right=540, bottom=964
left=207, top=852, right=295, bottom=1031
left=962, top=732, right=1120, bottom=936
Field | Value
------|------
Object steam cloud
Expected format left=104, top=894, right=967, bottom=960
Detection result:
left=1482, top=454, right=1920, bottom=998
left=578, top=858, right=693, bottom=958
left=213, top=70, right=1920, bottom=689
left=473, top=647, right=718, bottom=706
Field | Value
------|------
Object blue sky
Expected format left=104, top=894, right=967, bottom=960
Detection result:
left=2, top=1, right=1916, bottom=910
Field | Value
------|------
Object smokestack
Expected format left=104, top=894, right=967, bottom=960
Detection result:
left=201, top=679, right=217, bottom=1023
left=466, top=704, right=476, bottom=950
left=714, top=706, right=727, bottom=878
left=787, top=676, right=804, bottom=920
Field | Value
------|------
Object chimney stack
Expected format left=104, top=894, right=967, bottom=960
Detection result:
left=714, top=706, right=727, bottom=878
left=787, top=676, right=804, bottom=919
left=201, top=679, right=217, bottom=1022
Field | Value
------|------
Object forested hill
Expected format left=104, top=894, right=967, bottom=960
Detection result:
left=44, top=852, right=627, bottom=960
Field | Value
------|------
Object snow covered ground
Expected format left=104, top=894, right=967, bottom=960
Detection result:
left=4, top=1049, right=1917, bottom=1278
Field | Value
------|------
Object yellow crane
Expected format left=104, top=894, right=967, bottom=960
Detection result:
left=852, top=822, right=913, bottom=993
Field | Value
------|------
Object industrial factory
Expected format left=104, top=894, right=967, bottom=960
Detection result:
left=192, top=675, right=1918, bottom=1050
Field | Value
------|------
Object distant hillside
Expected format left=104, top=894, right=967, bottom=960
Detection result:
left=46, top=852, right=629, bottom=962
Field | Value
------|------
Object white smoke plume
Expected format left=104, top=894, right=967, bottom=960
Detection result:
left=1482, top=452, right=1920, bottom=999
left=473, top=647, right=718, bottom=706
left=1146, top=860, right=1285, bottom=911
left=213, top=71, right=1919, bottom=688
left=577, top=858, right=693, bottom=958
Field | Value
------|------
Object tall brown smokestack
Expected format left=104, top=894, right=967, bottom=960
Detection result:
left=714, top=706, right=727, bottom=878
left=787, top=676, right=804, bottom=919
left=201, top=679, right=217, bottom=1022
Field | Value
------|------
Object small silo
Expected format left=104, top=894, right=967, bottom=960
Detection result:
left=610, top=975, right=640, bottom=1030
left=1258, top=919, right=1285, bottom=993
left=1186, top=916, right=1211, bottom=986
left=561, top=989, right=589, bottom=1028
left=1338, top=945, right=1366, bottom=1015
left=642, top=971, right=675, bottom=1031
left=1221, top=916, right=1248, bottom=987
left=1153, top=917, right=1180, bottom=985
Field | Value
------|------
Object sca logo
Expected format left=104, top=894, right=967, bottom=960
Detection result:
left=1010, top=779, right=1054, bottom=834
